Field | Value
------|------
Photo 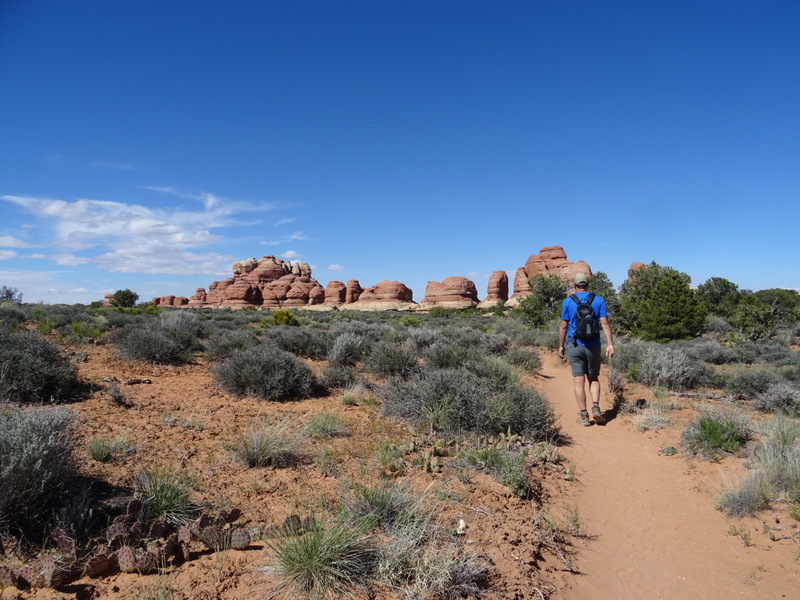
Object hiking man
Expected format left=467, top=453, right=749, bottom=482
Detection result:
left=558, top=273, right=614, bottom=426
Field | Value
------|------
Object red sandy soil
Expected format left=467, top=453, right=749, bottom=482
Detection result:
left=4, top=344, right=799, bottom=600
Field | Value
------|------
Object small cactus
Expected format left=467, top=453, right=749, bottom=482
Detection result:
left=135, top=550, right=158, bottom=573
left=148, top=520, right=169, bottom=539
left=126, top=499, right=143, bottom=517
left=228, top=528, right=250, bottom=550
left=16, top=565, right=35, bottom=588
left=199, top=527, right=225, bottom=551
left=177, top=527, right=192, bottom=545
left=106, top=521, right=128, bottom=543
left=40, top=556, right=67, bottom=588
left=116, top=546, right=136, bottom=573
left=51, top=528, right=76, bottom=556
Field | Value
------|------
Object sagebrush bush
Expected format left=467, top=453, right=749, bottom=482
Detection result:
left=205, top=328, right=259, bottom=361
left=365, top=340, right=418, bottom=377
left=502, top=347, right=542, bottom=373
left=0, top=406, right=78, bottom=536
left=636, top=345, right=706, bottom=391
left=0, top=302, right=27, bottom=326
left=213, top=345, right=316, bottom=401
left=717, top=472, right=771, bottom=518
left=726, top=368, right=785, bottom=400
left=113, top=311, right=204, bottom=365
left=382, top=366, right=558, bottom=440
left=0, top=325, right=81, bottom=403
left=328, top=332, right=370, bottom=367
left=681, top=405, right=751, bottom=458
left=422, top=341, right=482, bottom=369
left=321, top=363, right=359, bottom=390
left=264, top=326, right=330, bottom=360
left=678, top=338, right=737, bottom=365
left=754, top=382, right=800, bottom=415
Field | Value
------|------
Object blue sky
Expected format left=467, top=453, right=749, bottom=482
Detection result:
left=1, top=1, right=798, bottom=304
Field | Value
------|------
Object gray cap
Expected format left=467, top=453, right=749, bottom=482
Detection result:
left=572, top=273, right=589, bottom=285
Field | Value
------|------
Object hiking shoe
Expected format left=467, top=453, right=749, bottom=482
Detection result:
left=592, top=404, right=606, bottom=425
left=576, top=412, right=591, bottom=427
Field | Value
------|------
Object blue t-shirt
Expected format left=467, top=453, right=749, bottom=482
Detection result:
left=561, top=291, right=607, bottom=347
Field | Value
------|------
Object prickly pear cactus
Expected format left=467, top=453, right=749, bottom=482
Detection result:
left=16, top=565, right=35, bottom=588
left=135, top=550, right=157, bottom=573
left=51, top=528, right=76, bottom=556
left=116, top=546, right=136, bottom=573
left=228, top=528, right=250, bottom=550
left=40, top=556, right=67, bottom=588
left=106, top=520, right=129, bottom=544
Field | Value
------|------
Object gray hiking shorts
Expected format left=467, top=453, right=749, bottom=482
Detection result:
left=566, top=344, right=601, bottom=377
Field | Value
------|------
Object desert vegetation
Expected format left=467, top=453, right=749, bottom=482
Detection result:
left=1, top=267, right=798, bottom=598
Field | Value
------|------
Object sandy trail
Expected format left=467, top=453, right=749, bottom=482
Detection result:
left=535, top=351, right=798, bottom=600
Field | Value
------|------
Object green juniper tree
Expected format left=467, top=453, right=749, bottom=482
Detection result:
left=515, top=274, right=568, bottom=328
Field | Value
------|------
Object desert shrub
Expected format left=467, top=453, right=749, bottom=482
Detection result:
left=405, top=326, right=441, bottom=350
left=365, top=340, right=418, bottom=377
left=460, top=447, right=532, bottom=499
left=382, top=367, right=558, bottom=440
left=754, top=382, right=800, bottom=415
left=158, top=309, right=205, bottom=347
left=205, top=328, right=260, bottom=361
left=0, top=302, right=27, bottom=326
left=717, top=472, right=772, bottom=518
left=328, top=332, right=370, bottom=367
left=726, top=368, right=785, bottom=400
left=503, top=347, right=542, bottom=373
left=67, top=320, right=104, bottom=343
left=306, top=411, right=349, bottom=439
left=718, top=415, right=800, bottom=517
left=678, top=338, right=737, bottom=365
left=422, top=340, right=482, bottom=369
left=114, top=324, right=192, bottom=364
left=265, top=516, right=377, bottom=599
left=134, top=469, right=198, bottom=526
left=636, top=345, right=708, bottom=391
left=482, top=332, right=510, bottom=355
left=213, top=345, right=316, bottom=401
left=486, top=384, right=558, bottom=441
left=264, top=326, right=330, bottom=359
left=0, top=325, right=81, bottom=403
left=229, top=421, right=304, bottom=468
left=634, top=401, right=672, bottom=431
left=705, top=314, right=737, bottom=335
left=681, top=405, right=751, bottom=458
left=341, top=382, right=379, bottom=406
left=321, top=363, right=359, bottom=390
left=260, top=309, right=302, bottom=327
left=514, top=274, right=568, bottom=328
left=0, top=406, right=78, bottom=537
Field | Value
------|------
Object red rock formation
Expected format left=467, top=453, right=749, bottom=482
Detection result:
left=420, top=276, right=478, bottom=309
left=349, top=281, right=416, bottom=311
left=345, top=280, right=364, bottom=304
left=188, top=288, right=207, bottom=307
left=509, top=246, right=592, bottom=303
left=325, top=281, right=346, bottom=305
left=478, top=271, right=509, bottom=308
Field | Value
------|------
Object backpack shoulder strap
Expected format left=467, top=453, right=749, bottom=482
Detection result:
left=570, top=294, right=580, bottom=304
left=586, top=293, right=595, bottom=304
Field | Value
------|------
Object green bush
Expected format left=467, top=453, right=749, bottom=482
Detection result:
left=0, top=301, right=26, bottom=326
left=681, top=405, right=751, bottom=458
left=0, top=325, right=81, bottom=404
left=0, top=406, right=78, bottom=537
left=514, top=274, right=568, bottom=328
left=113, top=311, right=203, bottom=364
left=213, top=345, right=316, bottom=401
left=110, top=288, right=139, bottom=308
left=260, top=309, right=302, bottom=327
left=503, top=347, right=542, bottom=373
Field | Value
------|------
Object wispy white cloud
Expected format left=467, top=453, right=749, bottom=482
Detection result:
left=275, top=217, right=296, bottom=226
left=288, top=231, right=308, bottom=241
left=282, top=250, right=302, bottom=260
left=28, top=253, right=47, bottom=259
left=0, top=189, right=272, bottom=275
left=328, top=264, right=344, bottom=271
left=53, top=253, right=91, bottom=266
left=0, top=250, right=16, bottom=260
left=260, top=240, right=281, bottom=246
left=0, top=236, right=32, bottom=248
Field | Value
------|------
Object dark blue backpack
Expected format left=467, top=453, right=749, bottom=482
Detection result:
left=571, top=293, right=599, bottom=342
